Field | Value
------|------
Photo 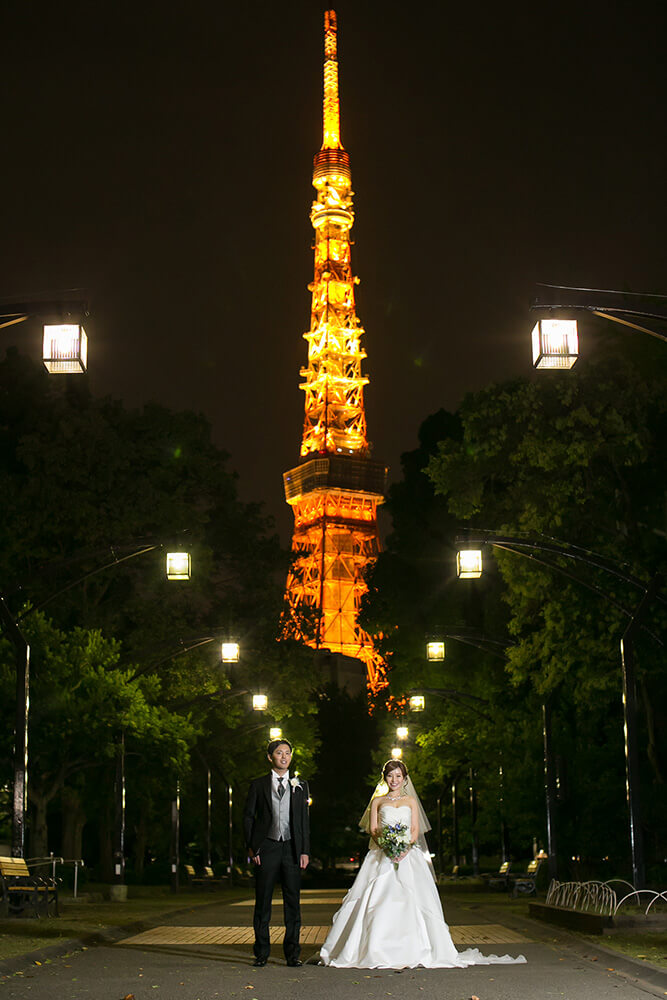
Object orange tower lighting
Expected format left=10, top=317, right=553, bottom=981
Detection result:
left=282, top=10, right=388, bottom=694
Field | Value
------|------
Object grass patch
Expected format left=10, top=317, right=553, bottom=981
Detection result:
left=587, top=931, right=667, bottom=969
left=0, top=885, right=246, bottom=963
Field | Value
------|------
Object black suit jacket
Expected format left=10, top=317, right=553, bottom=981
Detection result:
left=243, top=773, right=311, bottom=857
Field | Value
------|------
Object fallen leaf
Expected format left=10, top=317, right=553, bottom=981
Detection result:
left=34, top=961, right=41, bottom=966
left=607, top=968, right=614, bottom=971
left=472, top=995, right=481, bottom=1000
left=123, top=995, right=135, bottom=1000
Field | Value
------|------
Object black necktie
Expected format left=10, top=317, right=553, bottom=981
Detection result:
left=278, top=777, right=285, bottom=799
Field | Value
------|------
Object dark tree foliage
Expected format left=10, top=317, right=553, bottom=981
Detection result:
left=426, top=352, right=667, bottom=882
left=0, top=351, right=319, bottom=873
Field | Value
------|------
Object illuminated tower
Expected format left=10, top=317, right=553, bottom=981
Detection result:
left=282, top=10, right=387, bottom=693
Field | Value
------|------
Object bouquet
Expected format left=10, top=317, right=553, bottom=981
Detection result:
left=377, top=822, right=412, bottom=870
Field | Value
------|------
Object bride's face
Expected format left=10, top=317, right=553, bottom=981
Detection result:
left=385, top=768, right=405, bottom=794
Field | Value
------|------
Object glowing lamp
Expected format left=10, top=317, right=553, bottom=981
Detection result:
left=457, top=549, right=483, bottom=579
left=269, top=727, right=282, bottom=740
left=221, top=641, right=240, bottom=663
left=166, top=552, right=191, bottom=580
left=409, top=695, right=425, bottom=712
left=532, top=319, right=578, bottom=370
left=42, top=324, right=88, bottom=374
left=396, top=726, right=409, bottom=740
left=426, top=640, right=445, bottom=662
left=253, top=694, right=268, bottom=711
left=391, top=747, right=403, bottom=759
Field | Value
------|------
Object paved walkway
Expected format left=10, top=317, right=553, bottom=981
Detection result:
left=1, top=887, right=665, bottom=1000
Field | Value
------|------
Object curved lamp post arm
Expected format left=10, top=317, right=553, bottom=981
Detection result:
left=532, top=284, right=667, bottom=344
left=17, top=544, right=160, bottom=621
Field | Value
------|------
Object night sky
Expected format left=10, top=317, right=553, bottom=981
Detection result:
left=3, top=0, right=666, bottom=543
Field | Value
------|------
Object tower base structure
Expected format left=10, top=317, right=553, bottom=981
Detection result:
left=283, top=454, right=387, bottom=694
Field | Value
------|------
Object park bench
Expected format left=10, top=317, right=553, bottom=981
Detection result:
left=184, top=865, right=224, bottom=890
left=511, top=859, right=542, bottom=896
left=184, top=864, right=210, bottom=889
left=481, top=860, right=512, bottom=890
left=0, top=856, right=59, bottom=917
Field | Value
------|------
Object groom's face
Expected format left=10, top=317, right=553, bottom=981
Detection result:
left=268, top=743, right=292, bottom=773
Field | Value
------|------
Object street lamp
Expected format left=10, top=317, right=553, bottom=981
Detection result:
left=166, top=552, right=191, bottom=580
left=530, top=283, right=667, bottom=371
left=391, top=747, right=403, bottom=759
left=1, top=293, right=90, bottom=374
left=531, top=318, right=578, bottom=369
left=456, top=549, right=483, bottom=579
left=269, top=727, right=282, bottom=740
left=426, top=640, right=445, bottom=662
left=221, top=641, right=240, bottom=663
left=408, top=695, right=425, bottom=712
left=396, top=726, right=409, bottom=740
left=253, top=694, right=268, bottom=711
left=42, top=324, right=88, bottom=374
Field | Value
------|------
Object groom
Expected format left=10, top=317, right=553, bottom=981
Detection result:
left=243, top=738, right=310, bottom=967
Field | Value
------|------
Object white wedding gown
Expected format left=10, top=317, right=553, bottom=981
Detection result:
left=320, top=805, right=527, bottom=970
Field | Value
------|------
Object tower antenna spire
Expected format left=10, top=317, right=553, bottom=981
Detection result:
left=322, top=9, right=342, bottom=150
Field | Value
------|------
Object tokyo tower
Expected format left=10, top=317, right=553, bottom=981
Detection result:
left=282, top=10, right=388, bottom=693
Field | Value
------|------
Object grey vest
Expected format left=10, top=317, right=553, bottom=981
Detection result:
left=268, top=776, right=291, bottom=841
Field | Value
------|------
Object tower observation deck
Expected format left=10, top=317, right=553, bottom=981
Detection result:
left=282, top=10, right=388, bottom=694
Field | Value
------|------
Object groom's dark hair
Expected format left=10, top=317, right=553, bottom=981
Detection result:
left=267, top=738, right=293, bottom=755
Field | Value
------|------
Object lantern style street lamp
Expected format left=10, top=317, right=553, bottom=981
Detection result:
left=166, top=552, right=191, bottom=580
left=457, top=549, right=483, bottom=579
left=396, top=726, right=409, bottom=740
left=409, top=695, right=425, bottom=712
left=426, top=640, right=445, bottom=662
left=42, top=324, right=88, bottom=374
left=269, top=727, right=282, bottom=740
left=391, top=747, right=403, bottom=759
left=221, top=641, right=240, bottom=663
left=530, top=284, right=667, bottom=371
left=1, top=294, right=90, bottom=374
left=253, top=693, right=268, bottom=711
left=531, top=318, right=578, bottom=370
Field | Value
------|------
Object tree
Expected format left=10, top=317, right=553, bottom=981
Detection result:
left=426, top=355, right=667, bottom=877
left=0, top=611, right=195, bottom=858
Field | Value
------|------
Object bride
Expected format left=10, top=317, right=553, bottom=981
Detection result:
left=319, top=759, right=527, bottom=970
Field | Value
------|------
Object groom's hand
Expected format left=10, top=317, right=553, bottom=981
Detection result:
left=249, top=850, right=261, bottom=866
left=299, top=854, right=309, bottom=870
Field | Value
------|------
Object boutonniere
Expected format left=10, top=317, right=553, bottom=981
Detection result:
left=290, top=777, right=302, bottom=791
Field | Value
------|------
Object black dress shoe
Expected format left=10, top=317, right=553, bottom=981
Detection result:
left=286, top=959, right=303, bottom=967
left=252, top=957, right=267, bottom=967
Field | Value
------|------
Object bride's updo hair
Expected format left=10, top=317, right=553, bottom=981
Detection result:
left=382, top=759, right=408, bottom=781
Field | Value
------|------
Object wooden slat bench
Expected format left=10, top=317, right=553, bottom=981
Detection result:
left=184, top=865, right=224, bottom=890
left=511, top=859, right=542, bottom=896
left=0, top=856, right=59, bottom=917
left=481, top=861, right=512, bottom=891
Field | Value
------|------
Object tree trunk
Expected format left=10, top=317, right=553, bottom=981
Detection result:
left=61, top=787, right=87, bottom=860
left=133, top=804, right=149, bottom=880
left=29, top=790, right=49, bottom=859
left=98, top=782, right=114, bottom=882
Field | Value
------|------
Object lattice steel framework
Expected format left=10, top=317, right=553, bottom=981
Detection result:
left=282, top=10, right=387, bottom=693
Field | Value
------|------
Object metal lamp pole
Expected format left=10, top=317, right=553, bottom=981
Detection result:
left=0, top=599, right=30, bottom=858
